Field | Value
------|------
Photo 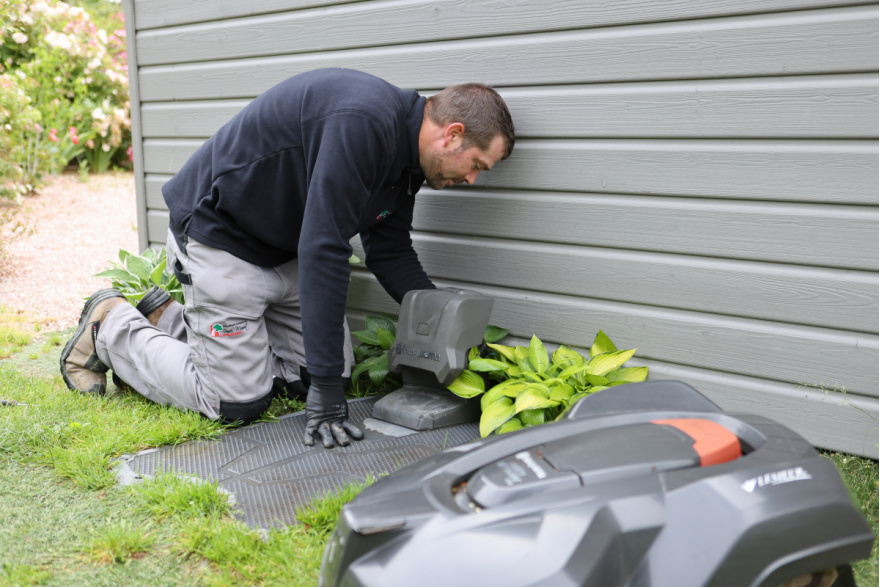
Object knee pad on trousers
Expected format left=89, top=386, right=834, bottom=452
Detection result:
left=217, top=385, right=275, bottom=426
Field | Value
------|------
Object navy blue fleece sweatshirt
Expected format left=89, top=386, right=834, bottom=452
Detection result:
left=162, top=68, right=434, bottom=378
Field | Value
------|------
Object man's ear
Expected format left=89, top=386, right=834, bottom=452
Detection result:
left=443, top=122, right=465, bottom=146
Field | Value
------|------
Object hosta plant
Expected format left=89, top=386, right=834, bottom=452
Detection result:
left=95, top=248, right=183, bottom=305
left=351, top=313, right=509, bottom=387
left=447, top=330, right=647, bottom=437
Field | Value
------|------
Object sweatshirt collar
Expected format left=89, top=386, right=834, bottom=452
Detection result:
left=405, top=95, right=426, bottom=181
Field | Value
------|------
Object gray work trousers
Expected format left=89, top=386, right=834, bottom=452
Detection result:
left=94, top=229, right=354, bottom=421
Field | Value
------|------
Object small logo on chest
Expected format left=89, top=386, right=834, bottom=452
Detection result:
left=376, top=210, right=391, bottom=221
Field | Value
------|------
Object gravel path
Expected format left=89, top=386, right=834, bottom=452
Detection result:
left=0, top=172, right=140, bottom=330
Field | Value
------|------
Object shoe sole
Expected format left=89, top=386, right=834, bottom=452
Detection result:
left=59, top=288, right=126, bottom=392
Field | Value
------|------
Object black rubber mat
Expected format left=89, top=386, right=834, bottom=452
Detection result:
left=115, top=397, right=480, bottom=529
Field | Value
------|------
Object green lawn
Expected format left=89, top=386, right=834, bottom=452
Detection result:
left=0, top=317, right=876, bottom=586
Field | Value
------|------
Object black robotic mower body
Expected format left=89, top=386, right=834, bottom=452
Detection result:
left=320, top=380, right=872, bottom=587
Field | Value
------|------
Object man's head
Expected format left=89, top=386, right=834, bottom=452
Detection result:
left=419, top=83, right=515, bottom=190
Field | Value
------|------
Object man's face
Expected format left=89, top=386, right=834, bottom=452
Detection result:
left=422, top=134, right=506, bottom=190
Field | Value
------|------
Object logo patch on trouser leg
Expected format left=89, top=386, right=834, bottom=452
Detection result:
left=210, top=321, right=248, bottom=338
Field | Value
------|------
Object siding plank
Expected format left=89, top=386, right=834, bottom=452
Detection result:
left=481, top=140, right=878, bottom=204
left=413, top=190, right=879, bottom=271
left=141, top=138, right=879, bottom=205
left=145, top=174, right=170, bottom=209
left=136, top=0, right=869, bottom=66
left=142, top=139, right=203, bottom=175
left=139, top=75, right=879, bottom=140
left=137, top=6, right=879, bottom=101
left=347, top=273, right=879, bottom=396
left=146, top=209, right=170, bottom=244
left=134, top=0, right=351, bottom=30
left=141, top=101, right=250, bottom=138
left=501, top=76, right=879, bottom=140
left=379, top=234, right=879, bottom=332
left=146, top=180, right=878, bottom=271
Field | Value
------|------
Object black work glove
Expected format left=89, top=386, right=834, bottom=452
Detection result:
left=303, top=375, right=364, bottom=448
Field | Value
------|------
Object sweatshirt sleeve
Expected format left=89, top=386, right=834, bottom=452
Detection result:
left=298, top=112, right=390, bottom=378
left=361, top=197, right=435, bottom=304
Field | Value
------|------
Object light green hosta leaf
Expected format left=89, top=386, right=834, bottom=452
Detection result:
left=352, top=355, right=383, bottom=380
left=448, top=370, right=485, bottom=398
left=558, top=362, right=590, bottom=381
left=586, top=349, right=636, bottom=377
left=468, top=358, right=509, bottom=373
left=354, top=344, right=381, bottom=362
left=507, top=365, right=522, bottom=378
left=590, top=386, right=609, bottom=392
left=528, top=335, right=549, bottom=373
left=568, top=391, right=591, bottom=407
left=118, top=249, right=132, bottom=263
left=590, top=329, right=617, bottom=358
left=584, top=374, right=610, bottom=387
left=468, top=346, right=481, bottom=362
left=368, top=354, right=389, bottom=383
left=365, top=315, right=396, bottom=336
left=124, top=254, right=152, bottom=282
left=124, top=291, right=146, bottom=304
left=514, top=346, right=529, bottom=362
left=517, top=356, right=535, bottom=374
left=149, top=259, right=167, bottom=286
left=606, top=366, right=648, bottom=383
left=352, top=329, right=380, bottom=346
left=377, top=327, right=395, bottom=350
left=486, top=343, right=516, bottom=363
left=552, top=345, right=584, bottom=368
left=483, top=325, right=510, bottom=344
left=94, top=268, right=140, bottom=284
left=165, top=288, right=184, bottom=304
left=520, top=409, right=545, bottom=427
left=515, top=385, right=558, bottom=414
left=480, top=397, right=514, bottom=437
left=487, top=379, right=528, bottom=396
left=549, top=383, right=575, bottom=403
left=520, top=371, right=544, bottom=383
left=481, top=384, right=513, bottom=411
left=497, top=418, right=523, bottom=435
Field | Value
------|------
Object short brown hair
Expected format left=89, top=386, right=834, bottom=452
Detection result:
left=426, top=83, right=515, bottom=159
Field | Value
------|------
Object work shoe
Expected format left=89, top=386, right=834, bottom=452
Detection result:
left=60, top=289, right=127, bottom=395
left=112, top=372, right=134, bottom=392
left=136, top=286, right=172, bottom=326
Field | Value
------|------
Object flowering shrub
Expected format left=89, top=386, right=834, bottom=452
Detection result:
left=0, top=72, right=45, bottom=200
left=0, top=0, right=131, bottom=199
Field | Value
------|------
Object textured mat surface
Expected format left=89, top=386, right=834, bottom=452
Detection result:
left=116, top=397, right=480, bottom=529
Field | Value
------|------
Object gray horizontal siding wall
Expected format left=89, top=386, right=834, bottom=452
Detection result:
left=123, top=0, right=879, bottom=457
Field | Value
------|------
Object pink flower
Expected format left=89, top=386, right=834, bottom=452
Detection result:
left=86, top=139, right=94, bottom=149
left=49, top=128, right=58, bottom=142
left=69, top=126, right=79, bottom=145
left=127, top=146, right=133, bottom=162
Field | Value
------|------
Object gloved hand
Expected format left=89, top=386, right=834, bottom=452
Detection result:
left=303, top=375, right=364, bottom=448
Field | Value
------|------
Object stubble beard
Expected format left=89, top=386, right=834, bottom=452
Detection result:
left=423, top=146, right=463, bottom=190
